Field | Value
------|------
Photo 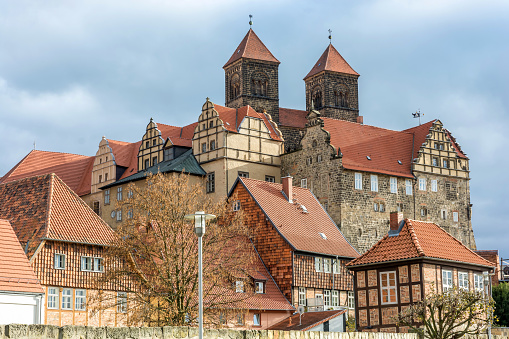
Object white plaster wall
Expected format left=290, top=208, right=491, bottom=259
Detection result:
left=0, top=292, right=43, bottom=324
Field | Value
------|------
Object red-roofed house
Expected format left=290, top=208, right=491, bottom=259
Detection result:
left=228, top=176, right=359, bottom=314
left=0, top=219, right=44, bottom=324
left=346, top=212, right=495, bottom=333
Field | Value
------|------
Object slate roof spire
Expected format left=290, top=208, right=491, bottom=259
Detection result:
left=304, top=43, right=359, bottom=79
left=223, top=29, right=280, bottom=68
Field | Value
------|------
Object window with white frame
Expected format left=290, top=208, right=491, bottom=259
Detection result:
left=81, top=256, right=104, bottom=272
left=315, top=257, right=323, bottom=272
left=431, top=179, right=438, bottom=192
left=265, top=175, right=275, bottom=183
left=301, top=178, right=307, bottom=189
left=380, top=271, right=397, bottom=304
left=474, top=273, right=484, bottom=292
left=298, top=287, right=306, bottom=306
left=333, top=259, right=340, bottom=274
left=332, top=290, right=339, bottom=307
left=54, top=253, right=66, bottom=269
left=348, top=291, right=355, bottom=309
left=75, top=289, right=86, bottom=311
left=116, top=209, right=122, bottom=221
left=406, top=179, right=413, bottom=195
left=453, top=211, right=459, bottom=222
left=127, top=209, right=133, bottom=219
left=354, top=173, right=362, bottom=190
left=47, top=287, right=59, bottom=309
left=117, top=292, right=127, bottom=313
left=253, top=313, right=261, bottom=326
left=458, top=272, right=469, bottom=290
left=324, top=290, right=331, bottom=308
left=128, top=190, right=133, bottom=199
left=236, top=281, right=244, bottom=293
left=442, top=270, right=453, bottom=292
left=201, top=143, right=207, bottom=153
left=324, top=258, right=331, bottom=273
left=206, top=172, right=215, bottom=193
left=62, top=288, right=72, bottom=310
left=370, top=175, right=378, bottom=192
left=390, top=177, right=397, bottom=194
left=419, top=178, right=426, bottom=191
left=255, top=281, right=264, bottom=294
left=441, top=209, right=447, bottom=220
left=94, top=257, right=104, bottom=272
left=233, top=200, right=241, bottom=211
left=117, top=187, right=123, bottom=201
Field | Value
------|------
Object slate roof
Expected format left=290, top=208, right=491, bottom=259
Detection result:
left=1, top=150, right=94, bottom=196
left=100, top=149, right=205, bottom=189
left=268, top=310, right=347, bottom=331
left=347, top=219, right=495, bottom=268
left=224, top=29, right=280, bottom=68
left=235, top=178, right=359, bottom=258
left=0, top=174, right=115, bottom=258
left=304, top=44, right=359, bottom=80
left=0, top=219, right=43, bottom=294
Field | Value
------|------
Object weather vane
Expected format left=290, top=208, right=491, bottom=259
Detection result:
left=328, top=29, right=332, bottom=43
left=412, top=109, right=424, bottom=125
left=249, top=15, right=253, bottom=27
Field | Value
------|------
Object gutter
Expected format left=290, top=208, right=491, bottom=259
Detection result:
left=347, top=256, right=496, bottom=270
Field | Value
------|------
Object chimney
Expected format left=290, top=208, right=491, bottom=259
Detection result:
left=390, top=212, right=404, bottom=231
left=282, top=176, right=293, bottom=202
left=357, top=116, right=364, bottom=124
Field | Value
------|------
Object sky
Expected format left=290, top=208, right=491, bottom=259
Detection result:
left=1, top=1, right=508, bottom=259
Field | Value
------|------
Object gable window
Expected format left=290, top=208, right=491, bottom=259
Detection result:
left=104, top=189, right=110, bottom=205
left=453, top=211, right=459, bottom=222
left=117, top=292, right=127, bottom=313
left=75, top=289, right=86, bottom=311
left=443, top=159, right=449, bottom=168
left=432, top=157, right=439, bottom=167
left=144, top=159, right=150, bottom=169
left=233, top=201, right=241, bottom=211
left=324, top=258, right=331, bottom=273
left=209, top=121, right=214, bottom=128
left=54, top=253, right=66, bottom=269
left=442, top=270, right=453, bottom=292
left=145, top=141, right=150, bottom=148
left=201, top=143, right=207, bottom=153
left=333, top=259, right=340, bottom=274
left=431, top=179, right=438, bottom=192
left=370, top=175, right=378, bottom=192
left=253, top=313, right=261, bottom=327
left=354, top=173, right=362, bottom=190
left=348, top=291, right=355, bottom=309
left=314, top=257, right=323, bottom=272
left=62, top=288, right=72, bottom=310
left=419, top=178, right=426, bottom=191
left=390, top=177, right=397, bottom=194
left=210, top=140, right=216, bottom=150
left=405, top=179, right=413, bottom=195
left=117, top=187, right=123, bottom=201
left=332, top=290, right=339, bottom=307
left=265, top=175, right=275, bottom=183
left=458, top=272, right=469, bottom=290
left=324, top=290, right=331, bottom=308
left=206, top=172, right=215, bottom=193
left=255, top=281, right=264, bottom=294
left=380, top=271, right=397, bottom=304
left=152, top=156, right=158, bottom=166
left=299, top=287, right=306, bottom=306
left=238, top=171, right=249, bottom=178
left=235, top=281, right=244, bottom=293
left=152, top=139, right=156, bottom=146
left=474, top=274, right=484, bottom=292
left=47, top=287, right=59, bottom=309
left=301, top=178, right=307, bottom=189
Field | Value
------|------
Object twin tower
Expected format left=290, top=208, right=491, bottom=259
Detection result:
left=223, top=29, right=361, bottom=125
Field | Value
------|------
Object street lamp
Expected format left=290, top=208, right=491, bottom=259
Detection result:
left=184, top=211, right=216, bottom=339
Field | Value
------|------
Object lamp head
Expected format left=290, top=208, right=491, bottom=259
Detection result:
left=184, top=211, right=216, bottom=237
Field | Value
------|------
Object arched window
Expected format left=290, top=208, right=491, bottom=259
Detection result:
left=252, top=73, right=269, bottom=97
left=313, top=87, right=323, bottom=109
left=231, top=74, right=240, bottom=99
left=334, top=91, right=340, bottom=107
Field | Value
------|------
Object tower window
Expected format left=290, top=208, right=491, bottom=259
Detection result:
left=312, top=88, right=323, bottom=109
left=231, top=74, right=240, bottom=98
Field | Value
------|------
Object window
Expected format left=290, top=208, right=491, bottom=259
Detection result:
left=238, top=171, right=249, bottom=178
left=397, top=202, right=404, bottom=212
left=354, top=173, right=362, bottom=190
left=380, top=271, right=397, bottom=304
left=379, top=202, right=385, bottom=212
left=75, top=289, right=86, bottom=311
left=209, top=121, right=214, bottom=128
left=48, top=287, right=59, bottom=309
left=104, top=173, right=108, bottom=181
left=324, top=258, right=331, bottom=273
left=81, top=256, right=103, bottom=272
left=127, top=209, right=133, bottom=219
left=117, top=209, right=122, bottom=221
left=128, top=190, right=133, bottom=199
left=117, top=187, right=123, bottom=201
left=348, top=291, right=355, bottom=309
left=370, top=175, right=378, bottom=192
left=265, top=175, right=275, bottom=183
left=441, top=209, right=447, bottom=220
left=219, top=312, right=226, bottom=325
left=94, top=257, right=104, bottom=272
left=298, top=287, right=306, bottom=306
left=117, top=292, right=127, bottom=313
left=93, top=201, right=100, bottom=215
left=253, top=313, right=261, bottom=326
left=236, top=313, right=244, bottom=326
left=54, top=253, right=66, bottom=269
left=373, top=202, right=379, bottom=212
left=152, top=156, right=158, bottom=166
left=201, top=143, right=206, bottom=153
left=301, top=178, right=307, bottom=188
left=144, top=159, right=149, bottom=169
left=420, top=207, right=427, bottom=217
left=432, top=157, right=439, bottom=167
left=81, top=256, right=92, bottom=271
left=405, top=179, right=413, bottom=195
left=98, top=174, right=102, bottom=183
left=323, top=201, right=328, bottom=212
left=453, top=211, right=459, bottom=222
left=419, top=178, right=426, bottom=191
left=390, top=177, right=397, bottom=194
left=210, top=140, right=216, bottom=151
left=332, top=290, right=339, bottom=307
left=333, top=259, right=340, bottom=274
left=104, top=189, right=110, bottom=205
left=314, top=257, right=323, bottom=272
left=233, top=200, right=241, bottom=211
left=164, top=148, right=173, bottom=161
left=474, top=274, right=484, bottom=292
left=442, top=270, right=453, bottom=292
left=458, top=272, right=469, bottom=290
left=324, top=290, right=331, bottom=308
left=317, top=154, right=322, bottom=163
left=306, top=157, right=312, bottom=165
left=443, top=159, right=449, bottom=168
left=206, top=172, right=215, bottom=193
left=431, top=179, right=438, bottom=192
left=255, top=281, right=264, bottom=294
left=62, top=288, right=72, bottom=310
left=236, top=281, right=244, bottom=293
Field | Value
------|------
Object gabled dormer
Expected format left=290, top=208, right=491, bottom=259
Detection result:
left=137, top=118, right=165, bottom=171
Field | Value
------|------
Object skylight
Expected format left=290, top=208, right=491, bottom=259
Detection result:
left=366, top=156, right=371, bottom=160
left=319, top=232, right=327, bottom=240
left=301, top=205, right=308, bottom=213
left=398, top=160, right=402, bottom=165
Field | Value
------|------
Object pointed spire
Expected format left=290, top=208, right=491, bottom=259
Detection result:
left=224, top=29, right=280, bottom=68
left=304, top=44, right=359, bottom=80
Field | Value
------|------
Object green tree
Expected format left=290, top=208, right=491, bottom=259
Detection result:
left=397, top=285, right=495, bottom=339
left=493, top=282, right=509, bottom=326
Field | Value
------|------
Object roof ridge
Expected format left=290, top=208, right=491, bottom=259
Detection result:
left=1, top=150, right=34, bottom=182
left=406, top=219, right=425, bottom=257
left=322, top=116, right=405, bottom=134
left=31, top=149, right=91, bottom=157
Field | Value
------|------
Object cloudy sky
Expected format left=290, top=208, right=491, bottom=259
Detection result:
left=1, top=1, right=508, bottom=259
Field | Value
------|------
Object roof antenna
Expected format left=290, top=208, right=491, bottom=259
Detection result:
left=412, top=109, right=424, bottom=125
left=249, top=15, right=253, bottom=27
left=328, top=29, right=332, bottom=44
left=33, top=140, right=36, bottom=150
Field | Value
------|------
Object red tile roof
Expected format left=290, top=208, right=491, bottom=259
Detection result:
left=1, top=150, right=94, bottom=196
left=157, top=122, right=198, bottom=148
left=279, top=108, right=308, bottom=129
left=268, top=310, right=347, bottom=331
left=237, top=178, right=359, bottom=258
left=107, top=139, right=134, bottom=168
left=0, top=219, right=43, bottom=294
left=224, top=29, right=280, bottom=68
left=347, top=219, right=495, bottom=268
left=304, top=44, right=359, bottom=80
left=0, top=174, right=115, bottom=258
left=213, top=103, right=282, bottom=141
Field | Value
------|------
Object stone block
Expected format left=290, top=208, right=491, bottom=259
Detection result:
left=172, top=327, right=189, bottom=339
left=187, top=327, right=198, bottom=339
left=86, top=326, right=106, bottom=339
left=7, top=324, right=29, bottom=339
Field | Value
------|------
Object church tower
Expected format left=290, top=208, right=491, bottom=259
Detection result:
left=304, top=44, right=360, bottom=123
left=224, top=29, right=281, bottom=123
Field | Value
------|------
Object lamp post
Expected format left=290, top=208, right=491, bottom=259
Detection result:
left=184, top=211, right=216, bottom=339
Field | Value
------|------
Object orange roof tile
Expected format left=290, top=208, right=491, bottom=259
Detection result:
left=224, top=29, right=280, bottom=68
left=279, top=108, right=308, bottom=129
left=347, top=219, right=495, bottom=268
left=1, top=150, right=94, bottom=196
left=157, top=122, right=198, bottom=148
left=107, top=139, right=134, bottom=168
left=0, top=174, right=115, bottom=258
left=0, top=219, right=43, bottom=294
left=236, top=178, right=359, bottom=258
left=304, top=44, right=359, bottom=80
left=268, top=310, right=347, bottom=331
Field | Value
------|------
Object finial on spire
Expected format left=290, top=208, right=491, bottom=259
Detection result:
left=249, top=14, right=253, bottom=27
left=328, top=29, right=332, bottom=44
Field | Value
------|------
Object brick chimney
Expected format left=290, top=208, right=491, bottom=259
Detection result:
left=390, top=212, right=404, bottom=231
left=282, top=176, right=293, bottom=202
left=357, top=116, right=364, bottom=124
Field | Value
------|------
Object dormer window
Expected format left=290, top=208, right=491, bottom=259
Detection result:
left=255, top=281, right=265, bottom=293
left=235, top=281, right=244, bottom=293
